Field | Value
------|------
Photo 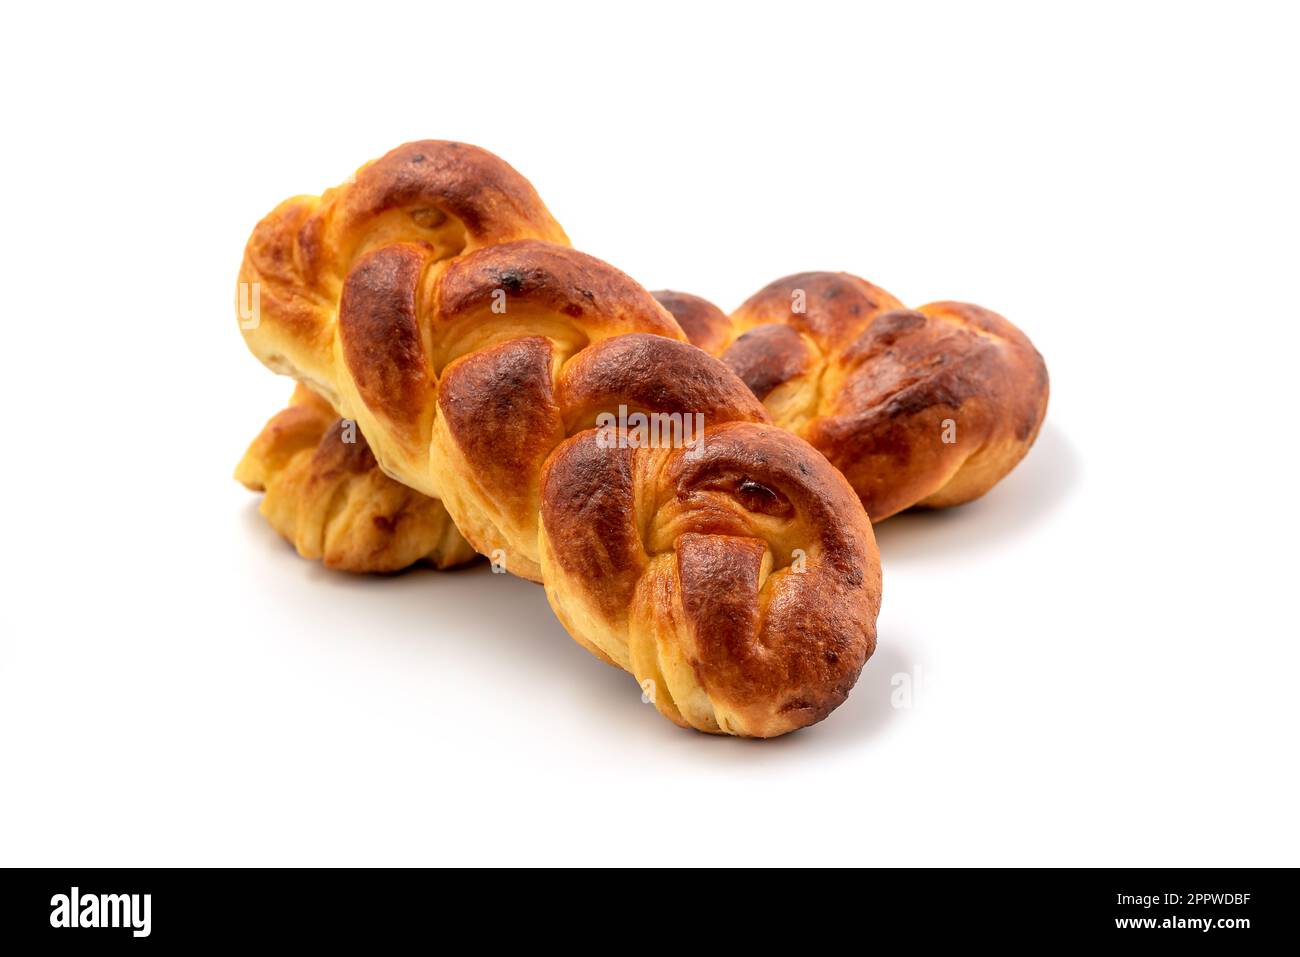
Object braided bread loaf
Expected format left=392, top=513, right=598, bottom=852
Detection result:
left=236, top=141, right=881, bottom=736
left=656, top=280, right=1050, bottom=521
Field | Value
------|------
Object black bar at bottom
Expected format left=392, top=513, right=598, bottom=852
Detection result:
left=0, top=867, right=1291, bottom=946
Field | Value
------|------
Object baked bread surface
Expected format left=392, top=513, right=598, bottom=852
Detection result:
left=235, top=141, right=882, bottom=736
left=235, top=383, right=477, bottom=572
left=657, top=276, right=1049, bottom=520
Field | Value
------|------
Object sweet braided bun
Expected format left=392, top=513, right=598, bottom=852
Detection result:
left=235, top=383, right=477, bottom=572
left=236, top=142, right=882, bottom=736
left=655, top=276, right=1049, bottom=521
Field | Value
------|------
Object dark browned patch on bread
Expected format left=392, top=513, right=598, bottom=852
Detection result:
left=807, top=301, right=1049, bottom=519
left=675, top=533, right=767, bottom=703
left=436, top=241, right=684, bottom=340
left=919, top=301, right=1049, bottom=442
left=732, top=272, right=905, bottom=351
left=437, top=336, right=565, bottom=516
left=557, top=334, right=769, bottom=432
left=652, top=290, right=731, bottom=354
left=719, top=324, right=816, bottom=399
left=540, top=433, right=646, bottom=620
left=338, top=244, right=434, bottom=439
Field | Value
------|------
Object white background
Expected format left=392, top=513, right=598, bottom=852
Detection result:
left=2, top=1, right=1297, bottom=866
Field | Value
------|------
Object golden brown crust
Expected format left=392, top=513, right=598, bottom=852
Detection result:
left=234, top=142, right=884, bottom=737
left=540, top=421, right=879, bottom=736
left=331, top=239, right=691, bottom=488
left=238, top=140, right=569, bottom=395
left=239, top=139, right=1046, bottom=547
left=719, top=323, right=817, bottom=401
left=235, top=384, right=477, bottom=573
left=731, top=272, right=905, bottom=349
left=329, top=140, right=567, bottom=257
left=535, top=435, right=644, bottom=628
left=652, top=289, right=732, bottom=354
left=435, top=241, right=684, bottom=340
left=555, top=334, right=769, bottom=432
left=724, top=273, right=1050, bottom=520
left=435, top=336, right=565, bottom=571
left=337, top=244, right=436, bottom=448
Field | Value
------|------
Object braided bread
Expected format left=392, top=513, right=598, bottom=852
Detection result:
left=236, top=383, right=476, bottom=572
left=235, top=141, right=881, bottom=736
left=655, top=278, right=1049, bottom=520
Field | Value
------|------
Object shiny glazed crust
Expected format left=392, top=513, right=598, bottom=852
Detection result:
left=658, top=276, right=1050, bottom=520
left=540, top=421, right=880, bottom=735
left=234, top=142, right=882, bottom=737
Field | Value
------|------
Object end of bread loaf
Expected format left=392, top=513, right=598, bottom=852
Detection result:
left=236, top=140, right=570, bottom=402
left=236, top=384, right=477, bottom=573
left=728, top=274, right=1049, bottom=521
left=539, top=420, right=881, bottom=737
